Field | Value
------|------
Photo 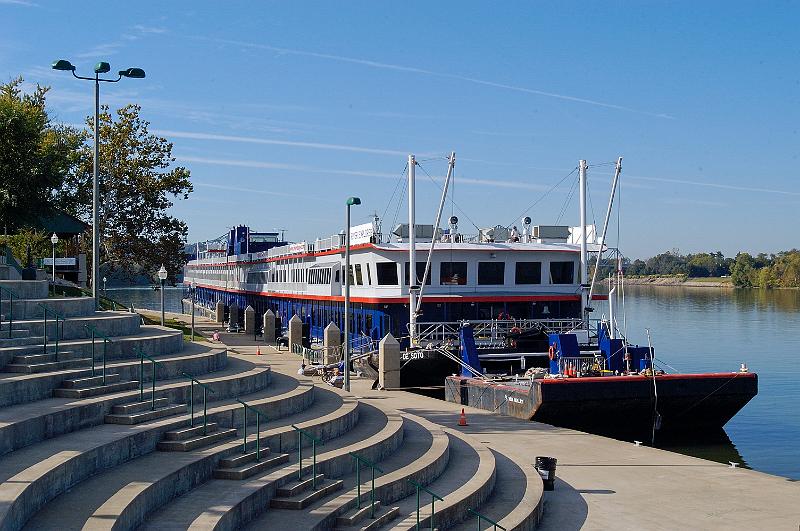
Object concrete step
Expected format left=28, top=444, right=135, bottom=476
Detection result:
left=212, top=452, right=290, bottom=480
left=0, top=328, right=31, bottom=339
left=112, top=397, right=170, bottom=414
left=359, top=506, right=399, bottom=530
left=59, top=372, right=121, bottom=388
left=156, top=427, right=238, bottom=451
left=1, top=311, right=141, bottom=340
left=4, top=356, right=92, bottom=374
left=0, top=279, right=48, bottom=299
left=0, top=296, right=96, bottom=319
left=335, top=500, right=382, bottom=527
left=53, top=379, right=140, bottom=398
left=0, top=334, right=42, bottom=348
left=277, top=474, right=326, bottom=498
left=105, top=403, right=187, bottom=425
left=270, top=478, right=344, bottom=510
left=12, top=350, right=82, bottom=364
left=162, top=422, right=221, bottom=441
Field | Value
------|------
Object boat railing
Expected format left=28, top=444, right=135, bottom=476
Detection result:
left=414, top=318, right=584, bottom=345
left=557, top=355, right=606, bottom=376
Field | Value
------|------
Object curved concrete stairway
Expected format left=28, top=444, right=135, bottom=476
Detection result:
left=1, top=286, right=545, bottom=531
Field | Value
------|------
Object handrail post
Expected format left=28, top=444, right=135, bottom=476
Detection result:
left=203, top=386, right=208, bottom=435
left=355, top=458, right=361, bottom=510
left=312, top=439, right=317, bottom=490
left=297, top=429, right=302, bottom=481
left=242, top=405, right=248, bottom=454
left=371, top=464, right=376, bottom=518
left=102, top=338, right=107, bottom=384
left=430, top=494, right=436, bottom=530
left=139, top=351, right=144, bottom=401
left=151, top=359, right=156, bottom=410
left=416, top=485, right=420, bottom=529
left=189, top=380, right=195, bottom=427
left=90, top=328, right=96, bottom=376
left=54, top=314, right=59, bottom=357
left=43, top=310, right=48, bottom=354
left=255, top=412, right=260, bottom=460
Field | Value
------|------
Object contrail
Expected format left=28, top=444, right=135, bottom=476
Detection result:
left=627, top=174, right=800, bottom=197
left=156, top=130, right=409, bottom=156
left=209, top=38, right=674, bottom=119
left=177, top=155, right=550, bottom=191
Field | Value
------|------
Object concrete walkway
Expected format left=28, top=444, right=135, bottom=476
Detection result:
left=157, top=313, right=800, bottom=530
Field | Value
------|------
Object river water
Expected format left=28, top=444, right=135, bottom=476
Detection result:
left=107, top=285, right=800, bottom=480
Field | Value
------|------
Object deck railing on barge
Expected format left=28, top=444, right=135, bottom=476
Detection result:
left=413, top=318, right=584, bottom=346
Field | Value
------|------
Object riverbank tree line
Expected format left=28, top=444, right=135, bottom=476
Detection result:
left=0, top=77, right=192, bottom=283
left=624, top=250, right=800, bottom=288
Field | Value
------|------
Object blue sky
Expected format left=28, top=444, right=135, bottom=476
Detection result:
left=2, top=1, right=799, bottom=258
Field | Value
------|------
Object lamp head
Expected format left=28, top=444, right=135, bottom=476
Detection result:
left=346, top=197, right=361, bottom=206
left=119, top=67, right=146, bottom=79
left=51, top=59, right=75, bottom=71
left=158, top=265, right=168, bottom=281
left=103, top=277, right=107, bottom=283
left=94, top=62, right=111, bottom=74
left=50, top=233, right=59, bottom=245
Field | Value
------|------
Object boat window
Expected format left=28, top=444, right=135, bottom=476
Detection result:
left=348, top=266, right=355, bottom=286
left=404, top=262, right=431, bottom=285
left=515, top=261, right=542, bottom=284
left=440, top=262, right=468, bottom=285
left=376, top=262, right=398, bottom=285
left=335, top=269, right=340, bottom=283
left=366, top=264, right=372, bottom=285
left=550, top=261, right=575, bottom=284
left=478, top=262, right=505, bottom=285
left=354, top=264, right=364, bottom=285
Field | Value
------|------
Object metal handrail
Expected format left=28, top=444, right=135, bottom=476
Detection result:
left=292, top=424, right=323, bottom=490
left=37, top=303, right=66, bottom=357
left=467, top=508, right=507, bottom=530
left=84, top=323, right=113, bottom=383
left=137, top=348, right=162, bottom=410
left=0, top=286, right=16, bottom=339
left=237, top=399, right=268, bottom=460
left=350, top=452, right=384, bottom=518
left=182, top=372, right=215, bottom=433
left=407, top=479, right=444, bottom=530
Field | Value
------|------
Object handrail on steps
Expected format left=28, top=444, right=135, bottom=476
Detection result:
left=36, top=303, right=66, bottom=357
left=182, top=372, right=215, bottom=434
left=137, top=348, right=163, bottom=410
left=292, top=424, right=323, bottom=489
left=84, top=323, right=113, bottom=384
left=0, top=286, right=17, bottom=339
left=407, top=478, right=444, bottom=530
left=350, top=451, right=384, bottom=518
left=236, top=398, right=268, bottom=460
left=467, top=507, right=507, bottom=530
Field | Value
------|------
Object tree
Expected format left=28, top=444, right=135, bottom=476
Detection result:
left=57, top=104, right=192, bottom=283
left=730, top=253, right=755, bottom=287
left=0, top=78, right=85, bottom=232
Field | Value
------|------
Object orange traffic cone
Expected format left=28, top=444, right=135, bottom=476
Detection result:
left=458, top=408, right=468, bottom=426
left=257, top=346, right=262, bottom=356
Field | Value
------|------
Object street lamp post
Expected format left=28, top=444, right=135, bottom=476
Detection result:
left=51, top=59, right=145, bottom=310
left=344, top=196, right=361, bottom=392
left=50, top=233, right=58, bottom=292
left=158, top=265, right=167, bottom=326
left=102, top=276, right=107, bottom=295
left=190, top=281, right=196, bottom=342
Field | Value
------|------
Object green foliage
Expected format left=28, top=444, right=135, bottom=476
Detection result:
left=55, top=104, right=192, bottom=284
left=630, top=249, right=800, bottom=288
left=0, top=229, right=50, bottom=267
left=0, top=78, right=86, bottom=232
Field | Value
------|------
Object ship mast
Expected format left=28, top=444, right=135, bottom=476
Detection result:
left=408, top=154, right=417, bottom=346
left=579, top=159, right=589, bottom=330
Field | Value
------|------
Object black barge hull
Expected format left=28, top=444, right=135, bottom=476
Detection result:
left=445, top=372, right=758, bottom=433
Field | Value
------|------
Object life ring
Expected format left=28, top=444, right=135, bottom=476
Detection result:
left=548, top=344, right=556, bottom=360
left=510, top=326, right=521, bottom=335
